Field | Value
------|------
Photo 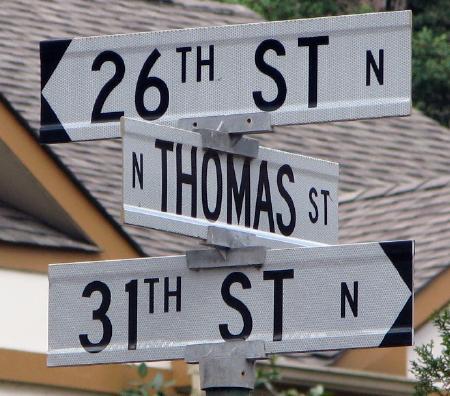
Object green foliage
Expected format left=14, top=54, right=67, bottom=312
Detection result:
left=218, top=0, right=372, bottom=21
left=407, top=0, right=450, bottom=35
left=412, top=27, right=450, bottom=127
left=119, top=363, right=174, bottom=396
left=410, top=307, right=450, bottom=396
left=255, top=356, right=333, bottom=396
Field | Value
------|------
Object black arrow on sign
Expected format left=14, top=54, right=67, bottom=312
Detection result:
left=40, top=39, right=72, bottom=144
left=379, top=240, right=414, bottom=347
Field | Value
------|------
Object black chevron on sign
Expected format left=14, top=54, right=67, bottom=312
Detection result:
left=40, top=39, right=72, bottom=143
left=40, top=95, right=71, bottom=143
left=379, top=295, right=413, bottom=347
left=40, top=39, right=71, bottom=90
left=380, top=240, right=414, bottom=292
left=379, top=240, right=414, bottom=347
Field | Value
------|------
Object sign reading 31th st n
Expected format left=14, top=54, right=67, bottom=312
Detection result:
left=48, top=241, right=413, bottom=366
left=40, top=11, right=411, bottom=143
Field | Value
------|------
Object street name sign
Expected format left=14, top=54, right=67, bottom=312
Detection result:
left=40, top=11, right=411, bottom=143
left=48, top=240, right=413, bottom=366
left=122, top=117, right=339, bottom=246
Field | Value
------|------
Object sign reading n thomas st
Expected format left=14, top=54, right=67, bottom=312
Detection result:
left=122, top=118, right=339, bottom=246
left=48, top=241, right=413, bottom=366
left=40, top=11, right=411, bottom=143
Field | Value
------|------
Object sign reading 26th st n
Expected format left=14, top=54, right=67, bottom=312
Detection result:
left=40, top=11, right=411, bottom=143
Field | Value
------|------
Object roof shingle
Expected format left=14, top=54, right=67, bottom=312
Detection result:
left=0, top=200, right=98, bottom=251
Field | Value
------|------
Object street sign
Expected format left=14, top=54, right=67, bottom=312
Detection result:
left=48, top=240, right=413, bottom=366
left=40, top=11, right=411, bottom=143
left=121, top=118, right=339, bottom=246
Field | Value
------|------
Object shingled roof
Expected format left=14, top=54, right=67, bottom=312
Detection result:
left=1, top=0, right=450, bottom=368
left=340, top=176, right=450, bottom=291
left=0, top=200, right=98, bottom=251
left=259, top=111, right=450, bottom=192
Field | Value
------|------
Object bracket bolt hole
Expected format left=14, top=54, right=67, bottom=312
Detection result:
left=246, top=118, right=252, bottom=124
left=193, top=122, right=198, bottom=127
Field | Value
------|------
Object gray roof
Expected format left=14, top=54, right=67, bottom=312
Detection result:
left=0, top=0, right=450, bottom=367
left=260, top=112, right=450, bottom=192
left=0, top=200, right=98, bottom=251
left=340, top=176, right=450, bottom=291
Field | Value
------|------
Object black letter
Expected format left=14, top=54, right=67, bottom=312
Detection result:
left=155, top=140, right=174, bottom=212
left=144, top=278, right=159, bottom=314
left=125, top=279, right=138, bottom=350
left=176, top=46, right=192, bottom=83
left=176, top=144, right=197, bottom=217
left=219, top=272, right=253, bottom=340
left=91, top=51, right=125, bottom=122
left=298, top=36, right=329, bottom=108
left=321, top=189, right=330, bottom=226
left=366, top=49, right=384, bottom=86
left=309, top=187, right=318, bottom=224
left=202, top=150, right=223, bottom=221
left=253, top=39, right=287, bottom=111
left=79, top=281, right=112, bottom=353
left=197, top=45, right=214, bottom=82
left=132, top=152, right=143, bottom=190
left=135, top=49, right=169, bottom=120
left=164, top=277, right=181, bottom=313
left=263, top=270, right=294, bottom=341
left=227, top=155, right=251, bottom=227
left=276, top=164, right=296, bottom=236
left=341, top=281, right=358, bottom=318
left=254, top=161, right=275, bottom=232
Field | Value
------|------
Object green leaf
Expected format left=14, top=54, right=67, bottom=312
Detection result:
left=138, top=363, right=148, bottom=379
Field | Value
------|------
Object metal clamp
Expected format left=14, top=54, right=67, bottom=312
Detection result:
left=186, top=227, right=266, bottom=270
left=177, top=113, right=273, bottom=158
left=185, top=341, right=267, bottom=390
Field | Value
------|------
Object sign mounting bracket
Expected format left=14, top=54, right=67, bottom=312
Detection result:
left=184, top=340, right=267, bottom=391
left=186, top=227, right=266, bottom=270
left=177, top=112, right=273, bottom=158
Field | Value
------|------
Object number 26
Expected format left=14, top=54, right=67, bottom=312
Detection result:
left=91, top=50, right=169, bottom=123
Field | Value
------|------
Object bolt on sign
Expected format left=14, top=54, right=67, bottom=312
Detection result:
left=48, top=241, right=413, bottom=366
left=40, top=11, right=411, bottom=143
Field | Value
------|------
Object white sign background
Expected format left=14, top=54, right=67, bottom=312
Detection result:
left=48, top=241, right=413, bottom=366
left=122, top=118, right=339, bottom=246
left=40, top=11, right=411, bottom=142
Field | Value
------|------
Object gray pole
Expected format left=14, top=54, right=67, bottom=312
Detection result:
left=185, top=341, right=264, bottom=396
left=199, top=355, right=256, bottom=394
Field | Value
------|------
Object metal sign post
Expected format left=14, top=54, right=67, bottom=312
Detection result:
left=43, top=11, right=414, bottom=395
left=186, top=228, right=268, bottom=393
left=185, top=340, right=266, bottom=395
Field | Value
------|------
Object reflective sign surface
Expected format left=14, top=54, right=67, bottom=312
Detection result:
left=40, top=11, right=411, bottom=142
left=48, top=241, right=413, bottom=366
left=122, top=118, right=339, bottom=246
